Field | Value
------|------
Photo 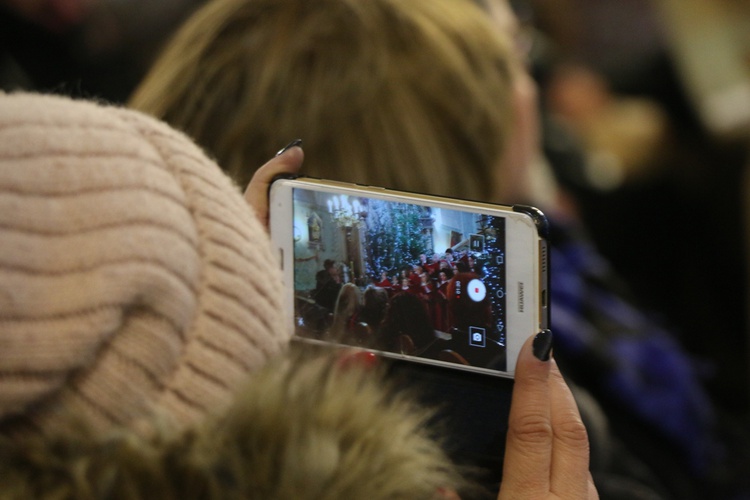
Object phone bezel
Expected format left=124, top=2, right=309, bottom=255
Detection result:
left=269, top=177, right=548, bottom=378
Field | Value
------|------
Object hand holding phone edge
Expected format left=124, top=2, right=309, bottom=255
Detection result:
left=247, top=145, right=597, bottom=499
left=244, top=139, right=304, bottom=230
left=499, top=330, right=598, bottom=499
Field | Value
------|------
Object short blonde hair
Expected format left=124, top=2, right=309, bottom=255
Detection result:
left=131, top=0, right=515, bottom=200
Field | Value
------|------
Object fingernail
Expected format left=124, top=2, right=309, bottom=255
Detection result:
left=532, top=329, right=553, bottom=361
left=276, top=139, right=303, bottom=156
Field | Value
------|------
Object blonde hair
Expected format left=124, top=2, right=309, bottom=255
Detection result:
left=331, top=282, right=362, bottom=339
left=130, top=0, right=515, bottom=200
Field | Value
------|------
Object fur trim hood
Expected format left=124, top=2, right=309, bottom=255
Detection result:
left=0, top=352, right=479, bottom=500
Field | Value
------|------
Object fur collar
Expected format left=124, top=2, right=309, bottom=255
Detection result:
left=0, top=352, right=481, bottom=499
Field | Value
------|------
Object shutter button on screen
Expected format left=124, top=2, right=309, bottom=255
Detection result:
left=467, top=279, right=486, bottom=302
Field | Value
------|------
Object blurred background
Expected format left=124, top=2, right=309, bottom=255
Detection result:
left=523, top=0, right=750, bottom=420
left=2, top=0, right=748, bottom=421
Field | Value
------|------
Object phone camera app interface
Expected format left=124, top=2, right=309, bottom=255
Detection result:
left=291, top=188, right=508, bottom=372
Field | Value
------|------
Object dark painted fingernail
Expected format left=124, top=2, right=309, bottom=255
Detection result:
left=276, top=139, right=303, bottom=156
left=533, top=329, right=553, bottom=361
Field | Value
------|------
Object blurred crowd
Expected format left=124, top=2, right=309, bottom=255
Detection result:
left=525, top=0, right=750, bottom=417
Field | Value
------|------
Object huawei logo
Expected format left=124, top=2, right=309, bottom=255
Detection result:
left=518, top=282, right=525, bottom=312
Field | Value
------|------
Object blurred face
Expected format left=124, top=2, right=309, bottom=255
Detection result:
left=484, top=0, right=540, bottom=203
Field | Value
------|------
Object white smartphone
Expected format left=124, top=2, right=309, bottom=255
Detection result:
left=269, top=176, right=549, bottom=379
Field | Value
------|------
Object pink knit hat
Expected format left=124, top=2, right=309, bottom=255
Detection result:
left=0, top=92, right=291, bottom=435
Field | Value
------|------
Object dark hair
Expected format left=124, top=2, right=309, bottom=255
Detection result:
left=379, top=293, right=435, bottom=353
left=359, top=286, right=389, bottom=329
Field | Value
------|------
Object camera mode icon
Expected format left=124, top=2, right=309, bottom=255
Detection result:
left=469, top=326, right=486, bottom=347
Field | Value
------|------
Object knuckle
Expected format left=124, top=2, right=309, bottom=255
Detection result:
left=556, top=415, right=590, bottom=447
left=509, top=413, right=553, bottom=445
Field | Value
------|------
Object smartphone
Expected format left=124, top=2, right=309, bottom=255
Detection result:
left=269, top=176, right=549, bottom=492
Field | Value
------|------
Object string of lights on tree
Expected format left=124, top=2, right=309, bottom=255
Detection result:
left=476, top=215, right=507, bottom=346
left=364, top=201, right=507, bottom=346
left=364, top=200, right=426, bottom=279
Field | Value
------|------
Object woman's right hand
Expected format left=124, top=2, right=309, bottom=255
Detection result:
left=498, top=331, right=598, bottom=499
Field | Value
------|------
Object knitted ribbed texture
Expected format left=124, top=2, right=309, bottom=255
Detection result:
left=0, top=92, right=290, bottom=435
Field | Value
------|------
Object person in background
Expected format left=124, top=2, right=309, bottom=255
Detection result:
left=358, top=285, right=390, bottom=334
left=313, top=258, right=343, bottom=312
left=129, top=0, right=515, bottom=196
left=331, top=282, right=363, bottom=343
left=526, top=0, right=750, bottom=418
left=377, top=292, right=440, bottom=358
left=478, top=0, right=750, bottom=496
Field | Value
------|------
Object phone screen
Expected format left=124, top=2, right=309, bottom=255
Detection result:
left=290, top=185, right=511, bottom=374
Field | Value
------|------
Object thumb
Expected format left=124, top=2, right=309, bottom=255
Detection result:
left=243, top=140, right=304, bottom=229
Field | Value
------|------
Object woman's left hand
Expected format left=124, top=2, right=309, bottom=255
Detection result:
left=244, top=141, right=304, bottom=230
